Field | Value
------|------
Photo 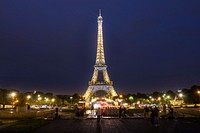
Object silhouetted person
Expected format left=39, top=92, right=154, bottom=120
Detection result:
left=119, top=106, right=122, bottom=118
left=163, top=104, right=167, bottom=118
left=91, top=103, right=94, bottom=114
left=75, top=106, right=80, bottom=117
left=123, top=107, right=127, bottom=118
left=150, top=106, right=159, bottom=126
left=80, top=107, right=85, bottom=117
left=168, top=107, right=174, bottom=119
left=55, top=105, right=59, bottom=119
left=27, top=104, right=30, bottom=110
left=96, top=107, right=102, bottom=122
left=144, top=106, right=150, bottom=119
left=154, top=106, right=159, bottom=126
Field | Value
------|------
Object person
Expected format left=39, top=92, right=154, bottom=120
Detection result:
left=91, top=103, right=94, bottom=114
left=119, top=106, right=122, bottom=118
left=122, top=107, right=127, bottom=118
left=150, top=108, right=155, bottom=125
left=27, top=104, right=30, bottom=110
left=3, top=104, right=5, bottom=110
left=80, top=107, right=85, bottom=117
left=55, top=105, right=59, bottom=119
left=144, top=106, right=149, bottom=119
left=96, top=107, right=102, bottom=122
left=162, top=104, right=167, bottom=118
left=150, top=106, right=159, bottom=126
left=168, top=107, right=174, bottom=119
left=75, top=105, right=80, bottom=117
left=154, top=106, right=160, bottom=126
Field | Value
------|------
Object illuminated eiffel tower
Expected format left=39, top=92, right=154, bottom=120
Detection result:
left=83, top=10, right=118, bottom=105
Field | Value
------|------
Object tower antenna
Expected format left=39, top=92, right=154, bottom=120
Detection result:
left=99, top=9, right=101, bottom=16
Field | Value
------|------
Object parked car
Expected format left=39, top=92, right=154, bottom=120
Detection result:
left=30, top=105, right=40, bottom=109
left=40, top=105, right=51, bottom=109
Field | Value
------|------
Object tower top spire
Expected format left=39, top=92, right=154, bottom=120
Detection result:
left=96, top=9, right=105, bottom=65
left=99, top=9, right=101, bottom=16
left=98, top=9, right=102, bottom=21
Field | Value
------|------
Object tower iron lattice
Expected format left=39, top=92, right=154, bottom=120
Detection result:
left=83, top=10, right=118, bottom=105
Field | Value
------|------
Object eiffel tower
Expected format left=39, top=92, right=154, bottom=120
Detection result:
left=83, top=10, right=118, bottom=105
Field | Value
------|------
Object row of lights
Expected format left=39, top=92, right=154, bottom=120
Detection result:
left=10, top=92, right=55, bottom=103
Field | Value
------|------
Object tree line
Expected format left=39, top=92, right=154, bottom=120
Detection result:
left=0, top=85, right=200, bottom=106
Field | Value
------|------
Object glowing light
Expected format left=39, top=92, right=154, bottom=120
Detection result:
left=129, top=96, right=133, bottom=101
left=45, top=98, right=49, bottom=101
left=51, top=98, right=55, bottom=102
left=162, top=94, right=166, bottom=97
left=179, top=93, right=183, bottom=97
left=11, top=92, right=16, bottom=97
left=27, top=95, right=31, bottom=99
left=118, top=99, right=122, bottom=102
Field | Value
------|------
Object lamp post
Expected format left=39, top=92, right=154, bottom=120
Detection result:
left=38, top=97, right=42, bottom=103
left=51, top=98, right=55, bottom=107
left=197, top=91, right=200, bottom=104
left=26, top=95, right=31, bottom=110
left=179, top=93, right=183, bottom=98
left=27, top=95, right=31, bottom=103
left=118, top=95, right=123, bottom=106
left=11, top=92, right=16, bottom=108
left=70, top=96, right=73, bottom=105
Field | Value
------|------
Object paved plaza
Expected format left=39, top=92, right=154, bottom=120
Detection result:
left=30, top=118, right=200, bottom=133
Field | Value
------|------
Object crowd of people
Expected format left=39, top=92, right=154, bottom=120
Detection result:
left=52, top=103, right=176, bottom=127
left=143, top=104, right=175, bottom=126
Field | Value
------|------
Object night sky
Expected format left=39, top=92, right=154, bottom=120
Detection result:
left=0, top=0, right=200, bottom=95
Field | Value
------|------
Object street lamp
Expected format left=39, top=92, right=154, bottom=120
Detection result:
left=162, top=94, right=166, bottom=97
left=11, top=92, right=16, bottom=98
left=37, top=95, right=41, bottom=100
left=51, top=98, right=55, bottom=107
left=38, top=96, right=42, bottom=106
left=27, top=95, right=31, bottom=99
left=45, top=97, right=49, bottom=102
left=197, top=91, right=200, bottom=103
left=179, top=93, right=183, bottom=98
left=27, top=95, right=31, bottom=104
left=158, top=97, right=161, bottom=101
left=70, top=96, right=73, bottom=105
left=151, top=98, right=154, bottom=101
left=11, top=92, right=16, bottom=108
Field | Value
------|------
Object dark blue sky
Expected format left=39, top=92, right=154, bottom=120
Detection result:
left=0, top=0, right=200, bottom=95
